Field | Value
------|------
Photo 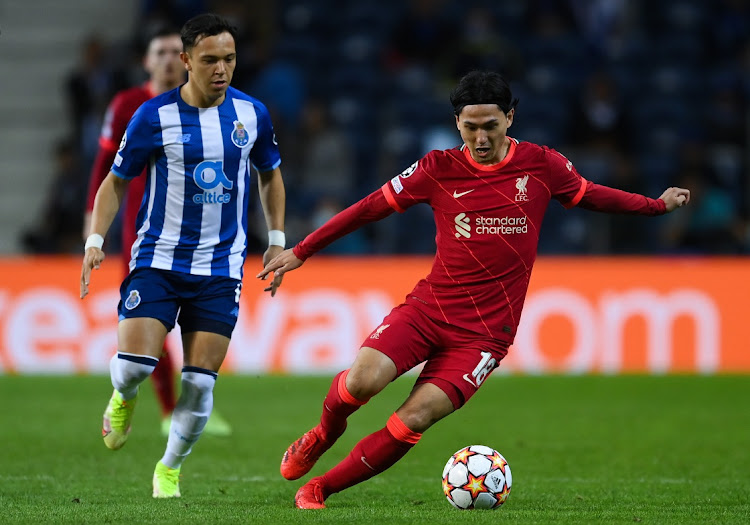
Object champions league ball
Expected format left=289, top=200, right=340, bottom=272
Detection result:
left=442, top=445, right=512, bottom=509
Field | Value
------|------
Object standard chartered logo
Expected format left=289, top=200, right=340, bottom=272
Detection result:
left=454, top=213, right=528, bottom=238
left=454, top=213, right=471, bottom=238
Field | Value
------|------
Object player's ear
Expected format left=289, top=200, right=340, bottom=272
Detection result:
left=506, top=109, right=514, bottom=127
left=180, top=51, right=191, bottom=71
left=455, top=114, right=460, bottom=130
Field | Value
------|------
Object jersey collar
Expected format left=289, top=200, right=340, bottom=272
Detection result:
left=462, top=137, right=516, bottom=171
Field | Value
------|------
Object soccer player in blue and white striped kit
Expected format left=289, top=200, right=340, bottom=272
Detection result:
left=80, top=13, right=287, bottom=498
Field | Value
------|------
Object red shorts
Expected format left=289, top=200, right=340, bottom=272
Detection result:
left=363, top=303, right=509, bottom=409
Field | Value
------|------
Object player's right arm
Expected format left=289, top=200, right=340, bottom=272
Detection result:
left=80, top=100, right=153, bottom=299
left=83, top=93, right=130, bottom=239
left=80, top=172, right=130, bottom=299
left=256, top=188, right=395, bottom=281
left=257, top=155, right=434, bottom=283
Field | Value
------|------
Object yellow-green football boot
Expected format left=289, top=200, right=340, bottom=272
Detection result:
left=152, top=461, right=181, bottom=498
left=102, top=390, right=137, bottom=450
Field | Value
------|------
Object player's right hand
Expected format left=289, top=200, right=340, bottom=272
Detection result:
left=256, top=248, right=303, bottom=295
left=80, top=247, right=105, bottom=299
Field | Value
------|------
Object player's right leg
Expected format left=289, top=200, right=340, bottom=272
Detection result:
left=281, top=347, right=396, bottom=480
left=103, top=317, right=169, bottom=450
left=282, top=304, right=435, bottom=482
left=104, top=268, right=176, bottom=450
left=295, top=383, right=453, bottom=509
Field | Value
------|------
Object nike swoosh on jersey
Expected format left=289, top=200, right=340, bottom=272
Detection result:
left=453, top=189, right=475, bottom=198
left=462, top=374, right=478, bottom=388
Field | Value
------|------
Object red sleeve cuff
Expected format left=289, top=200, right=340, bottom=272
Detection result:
left=564, top=178, right=587, bottom=209
left=292, top=243, right=309, bottom=262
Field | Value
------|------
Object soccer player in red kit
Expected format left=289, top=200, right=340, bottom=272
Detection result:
left=84, top=27, right=231, bottom=437
left=257, top=71, right=690, bottom=509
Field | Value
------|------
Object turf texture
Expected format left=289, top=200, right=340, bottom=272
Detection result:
left=0, top=374, right=747, bottom=524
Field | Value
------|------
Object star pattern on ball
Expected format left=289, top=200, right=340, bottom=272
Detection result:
left=462, top=473, right=486, bottom=499
left=441, top=477, right=452, bottom=495
left=452, top=447, right=473, bottom=465
left=488, top=450, right=507, bottom=470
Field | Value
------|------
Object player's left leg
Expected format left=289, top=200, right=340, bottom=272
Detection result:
left=153, top=273, right=239, bottom=498
left=155, top=342, right=234, bottom=438
left=154, top=330, right=230, bottom=498
left=295, top=383, right=454, bottom=509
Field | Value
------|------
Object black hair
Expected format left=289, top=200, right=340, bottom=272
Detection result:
left=450, top=71, right=519, bottom=116
left=136, top=24, right=181, bottom=55
left=181, top=13, right=238, bottom=52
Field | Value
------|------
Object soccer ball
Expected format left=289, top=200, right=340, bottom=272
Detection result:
left=442, top=445, right=512, bottom=509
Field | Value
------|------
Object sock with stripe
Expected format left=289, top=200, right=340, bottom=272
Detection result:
left=150, top=344, right=177, bottom=417
left=320, top=412, right=422, bottom=495
left=110, top=352, right=158, bottom=400
left=160, top=366, right=217, bottom=469
left=319, top=369, right=368, bottom=442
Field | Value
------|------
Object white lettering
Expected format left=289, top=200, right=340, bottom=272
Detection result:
left=225, top=294, right=287, bottom=371
left=600, top=289, right=719, bottom=374
left=284, top=291, right=360, bottom=373
left=514, top=288, right=598, bottom=373
left=6, top=289, right=84, bottom=373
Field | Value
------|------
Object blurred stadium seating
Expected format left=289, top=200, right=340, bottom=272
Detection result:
left=0, top=0, right=746, bottom=255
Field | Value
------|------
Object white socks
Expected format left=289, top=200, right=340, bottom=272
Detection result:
left=110, top=352, right=158, bottom=400
left=160, top=367, right=217, bottom=469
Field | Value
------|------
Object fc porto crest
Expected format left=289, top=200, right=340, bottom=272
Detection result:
left=231, top=120, right=249, bottom=148
left=124, top=290, right=141, bottom=310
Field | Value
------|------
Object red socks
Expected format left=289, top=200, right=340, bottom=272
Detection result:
left=319, top=369, right=367, bottom=441
left=321, top=413, right=422, bottom=495
left=150, top=344, right=176, bottom=416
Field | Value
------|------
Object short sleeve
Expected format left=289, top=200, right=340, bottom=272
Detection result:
left=545, top=147, right=587, bottom=209
left=381, top=153, right=436, bottom=213
left=110, top=104, right=156, bottom=180
left=249, top=102, right=282, bottom=172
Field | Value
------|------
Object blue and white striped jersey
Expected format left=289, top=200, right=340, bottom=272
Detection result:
left=111, top=86, right=281, bottom=279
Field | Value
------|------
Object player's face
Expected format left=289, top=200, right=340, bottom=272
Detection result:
left=144, top=35, right=184, bottom=89
left=456, top=104, right=514, bottom=165
left=181, top=31, right=236, bottom=107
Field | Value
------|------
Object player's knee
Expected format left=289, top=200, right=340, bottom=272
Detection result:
left=395, top=407, right=438, bottom=434
left=345, top=372, right=383, bottom=400
left=347, top=348, right=397, bottom=400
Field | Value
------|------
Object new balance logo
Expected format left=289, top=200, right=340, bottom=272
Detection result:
left=515, top=175, right=529, bottom=202
left=454, top=213, right=471, bottom=238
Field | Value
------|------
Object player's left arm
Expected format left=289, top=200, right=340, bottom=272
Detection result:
left=545, top=148, right=689, bottom=216
left=577, top=181, right=690, bottom=215
left=257, top=166, right=287, bottom=296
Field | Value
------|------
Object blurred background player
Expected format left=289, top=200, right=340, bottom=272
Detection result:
left=258, top=70, right=690, bottom=509
left=83, top=25, right=231, bottom=437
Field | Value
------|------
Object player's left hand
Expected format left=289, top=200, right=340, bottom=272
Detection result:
left=261, top=245, right=286, bottom=297
left=659, top=187, right=691, bottom=212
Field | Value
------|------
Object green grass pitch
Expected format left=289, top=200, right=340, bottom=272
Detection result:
left=0, top=374, right=748, bottom=524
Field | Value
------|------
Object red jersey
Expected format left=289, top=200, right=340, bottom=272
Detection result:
left=294, top=138, right=666, bottom=343
left=85, top=83, right=155, bottom=264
